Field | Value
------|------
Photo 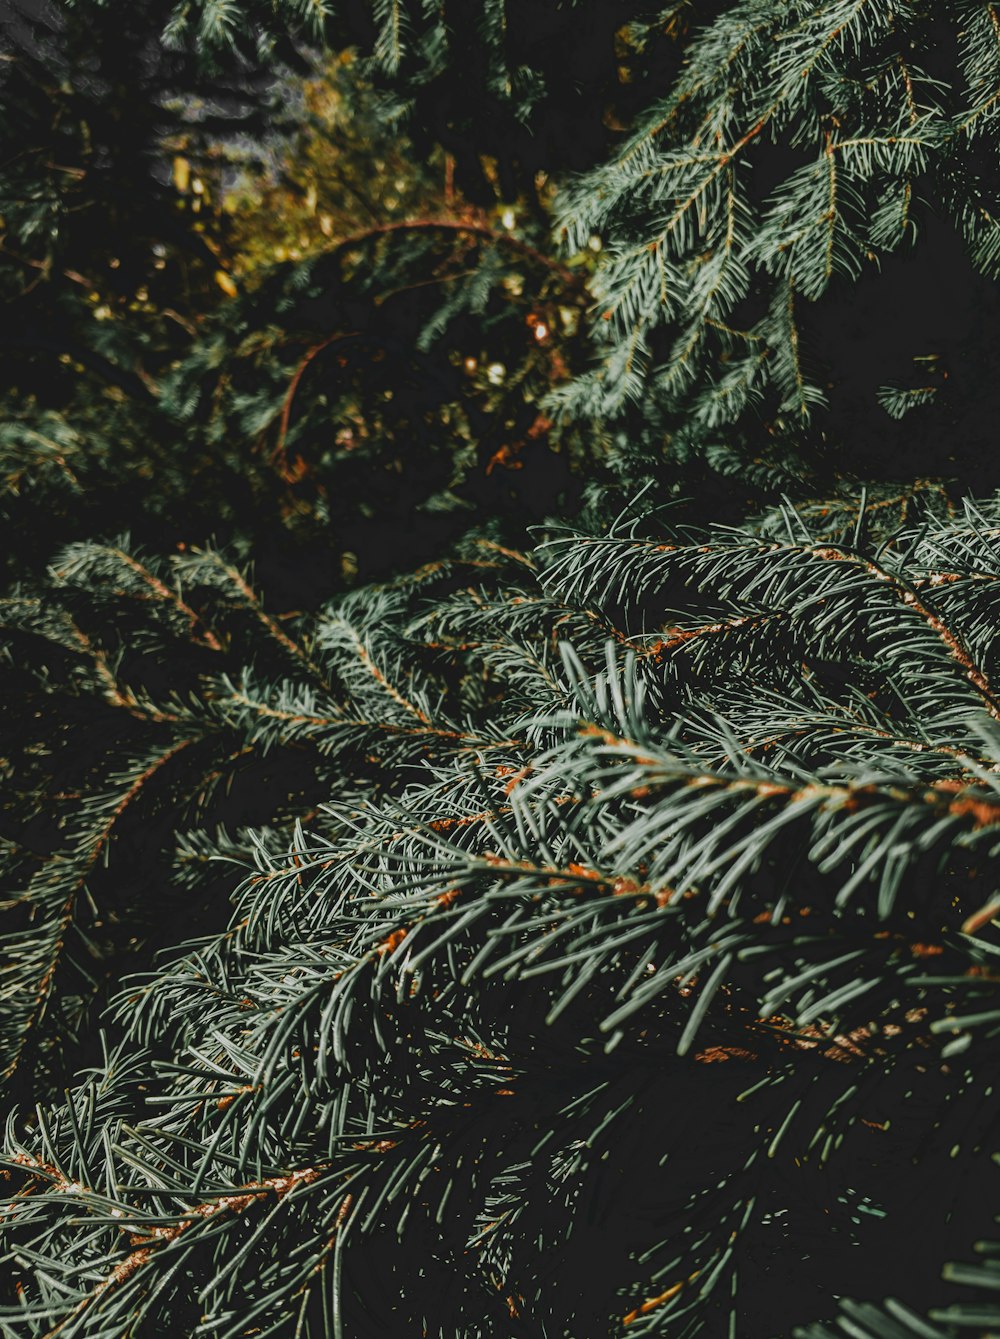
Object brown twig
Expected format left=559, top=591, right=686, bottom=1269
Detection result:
left=329, top=216, right=586, bottom=290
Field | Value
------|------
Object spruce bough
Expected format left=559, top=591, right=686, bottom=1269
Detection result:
left=5, top=495, right=1000, bottom=1336
left=6, top=1, right=1000, bottom=1334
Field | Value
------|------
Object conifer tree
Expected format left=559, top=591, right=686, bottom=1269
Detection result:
left=6, top=3, right=1000, bottom=1337
left=10, top=0, right=1000, bottom=557
left=5, top=492, right=1000, bottom=1335
left=0, top=4, right=592, bottom=588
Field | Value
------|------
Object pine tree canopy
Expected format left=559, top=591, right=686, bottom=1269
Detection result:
left=5, top=1, right=1000, bottom=1335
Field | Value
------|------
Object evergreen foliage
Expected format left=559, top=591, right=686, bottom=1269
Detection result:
left=0, top=534, right=519, bottom=1101
left=9, top=0, right=1000, bottom=565
left=0, top=11, right=590, bottom=591
left=581, top=4, right=1000, bottom=472
left=81, top=0, right=1000, bottom=486
left=6, top=495, right=1000, bottom=1334
left=5, top=1, right=1000, bottom=1335
left=159, top=198, right=592, bottom=588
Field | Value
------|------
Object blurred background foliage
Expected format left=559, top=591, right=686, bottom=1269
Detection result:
left=0, top=12, right=601, bottom=600
left=7, top=0, right=990, bottom=609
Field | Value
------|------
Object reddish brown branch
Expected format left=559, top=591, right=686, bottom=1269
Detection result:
left=95, top=548, right=222, bottom=652
left=270, top=332, right=360, bottom=480
left=810, top=545, right=1000, bottom=719
left=329, top=216, right=586, bottom=290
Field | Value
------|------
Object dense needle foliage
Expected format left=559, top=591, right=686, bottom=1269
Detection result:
left=5, top=2, right=1000, bottom=1336
left=6, top=497, right=1000, bottom=1336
